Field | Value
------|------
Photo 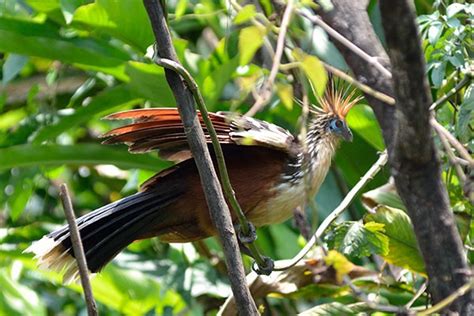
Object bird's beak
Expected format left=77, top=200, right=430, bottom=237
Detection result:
left=341, top=126, right=353, bottom=142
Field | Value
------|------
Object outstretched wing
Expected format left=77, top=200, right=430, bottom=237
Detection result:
left=102, top=108, right=297, bottom=162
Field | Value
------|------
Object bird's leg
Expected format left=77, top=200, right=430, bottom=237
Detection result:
left=235, top=222, right=257, bottom=244
left=235, top=224, right=274, bottom=276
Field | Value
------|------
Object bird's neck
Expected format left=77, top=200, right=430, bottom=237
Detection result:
left=280, top=119, right=339, bottom=195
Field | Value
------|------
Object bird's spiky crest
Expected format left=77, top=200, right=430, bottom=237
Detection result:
left=313, top=81, right=362, bottom=119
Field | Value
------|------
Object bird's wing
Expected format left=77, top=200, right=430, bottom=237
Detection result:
left=102, top=108, right=296, bottom=162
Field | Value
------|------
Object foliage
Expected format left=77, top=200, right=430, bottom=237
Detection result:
left=0, top=0, right=471, bottom=315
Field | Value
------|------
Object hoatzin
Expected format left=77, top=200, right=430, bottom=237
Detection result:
left=27, top=87, right=359, bottom=282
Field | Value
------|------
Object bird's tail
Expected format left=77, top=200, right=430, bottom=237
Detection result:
left=25, top=189, right=179, bottom=283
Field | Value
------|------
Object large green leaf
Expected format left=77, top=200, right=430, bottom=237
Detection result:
left=72, top=0, right=154, bottom=52
left=125, top=62, right=175, bottom=104
left=32, top=85, right=142, bottom=143
left=0, top=144, right=171, bottom=171
left=365, top=206, right=426, bottom=275
left=0, top=16, right=128, bottom=79
left=346, top=104, right=385, bottom=151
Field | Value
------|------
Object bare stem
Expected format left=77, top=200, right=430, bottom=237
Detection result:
left=429, top=74, right=472, bottom=111
left=59, top=184, right=98, bottom=316
left=298, top=10, right=392, bottom=79
left=274, top=151, right=388, bottom=271
left=245, top=0, right=295, bottom=116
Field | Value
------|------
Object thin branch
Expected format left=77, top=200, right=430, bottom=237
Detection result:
left=274, top=151, right=388, bottom=271
left=430, top=73, right=472, bottom=111
left=431, top=117, right=474, bottom=167
left=142, top=1, right=258, bottom=314
left=245, top=0, right=294, bottom=116
left=298, top=10, right=392, bottom=79
left=154, top=57, right=269, bottom=271
left=322, top=62, right=395, bottom=105
left=405, top=281, right=428, bottom=309
left=418, top=278, right=474, bottom=316
left=59, top=184, right=98, bottom=316
left=437, top=122, right=467, bottom=183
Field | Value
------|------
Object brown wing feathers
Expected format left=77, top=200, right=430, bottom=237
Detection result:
left=102, top=108, right=232, bottom=155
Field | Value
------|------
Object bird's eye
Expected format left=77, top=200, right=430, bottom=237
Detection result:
left=329, top=119, right=344, bottom=131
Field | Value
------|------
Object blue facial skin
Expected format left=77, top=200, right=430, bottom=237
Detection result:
left=328, top=118, right=353, bottom=142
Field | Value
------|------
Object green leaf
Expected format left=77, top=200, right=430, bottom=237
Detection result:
left=365, top=206, right=426, bottom=275
left=0, top=16, right=129, bottom=79
left=202, top=56, right=239, bottom=109
left=292, top=49, right=327, bottom=96
left=456, top=84, right=474, bottom=143
left=2, top=53, right=28, bottom=85
left=346, top=104, right=385, bottom=151
left=275, top=82, right=294, bottom=110
left=32, top=85, right=141, bottom=143
left=0, top=144, right=171, bottom=171
left=362, top=182, right=406, bottom=211
left=325, top=221, right=389, bottom=258
left=125, top=61, right=175, bottom=104
left=0, top=269, right=46, bottom=316
left=72, top=0, right=154, bottom=52
left=234, top=5, right=257, bottom=25
left=238, top=26, right=266, bottom=66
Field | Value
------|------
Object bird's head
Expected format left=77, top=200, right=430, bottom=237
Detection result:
left=310, top=84, right=362, bottom=143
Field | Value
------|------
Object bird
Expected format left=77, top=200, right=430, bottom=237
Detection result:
left=26, top=85, right=360, bottom=282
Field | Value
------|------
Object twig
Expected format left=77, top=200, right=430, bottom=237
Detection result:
left=59, top=184, right=98, bottom=316
left=429, top=74, right=472, bottom=111
left=142, top=1, right=258, bottom=314
left=298, top=10, right=392, bottom=79
left=154, top=57, right=269, bottom=271
left=405, top=281, right=428, bottom=309
left=322, top=62, right=395, bottom=105
left=245, top=0, right=294, bottom=116
left=437, top=122, right=467, bottom=182
left=431, top=117, right=474, bottom=167
left=274, top=151, right=388, bottom=271
left=418, top=278, right=474, bottom=316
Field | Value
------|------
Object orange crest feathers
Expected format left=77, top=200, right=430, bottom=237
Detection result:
left=316, top=83, right=362, bottom=119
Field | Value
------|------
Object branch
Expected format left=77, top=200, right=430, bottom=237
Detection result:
left=59, top=184, right=97, bottom=316
left=379, top=0, right=473, bottom=312
left=316, top=0, right=474, bottom=312
left=245, top=0, right=294, bottom=117
left=142, top=1, right=258, bottom=314
left=274, top=151, right=388, bottom=271
left=154, top=57, right=270, bottom=272
left=430, top=73, right=472, bottom=111
left=298, top=9, right=392, bottom=79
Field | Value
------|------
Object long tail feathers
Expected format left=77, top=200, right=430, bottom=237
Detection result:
left=25, top=189, right=180, bottom=283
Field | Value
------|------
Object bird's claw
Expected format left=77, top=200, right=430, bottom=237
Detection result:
left=236, top=222, right=257, bottom=244
left=252, top=256, right=274, bottom=276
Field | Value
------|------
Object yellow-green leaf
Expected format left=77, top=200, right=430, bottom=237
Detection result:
left=324, top=250, right=353, bottom=284
left=276, top=82, right=294, bottom=110
left=238, top=26, right=266, bottom=66
left=293, top=48, right=327, bottom=96
left=234, top=5, right=257, bottom=25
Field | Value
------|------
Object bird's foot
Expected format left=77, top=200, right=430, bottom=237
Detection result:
left=252, top=256, right=274, bottom=276
left=235, top=222, right=257, bottom=244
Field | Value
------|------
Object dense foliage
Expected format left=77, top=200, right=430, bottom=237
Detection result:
left=0, top=0, right=472, bottom=315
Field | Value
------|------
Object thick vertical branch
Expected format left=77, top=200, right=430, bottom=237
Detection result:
left=316, top=0, right=474, bottom=313
left=379, top=1, right=473, bottom=313
left=142, top=1, right=258, bottom=314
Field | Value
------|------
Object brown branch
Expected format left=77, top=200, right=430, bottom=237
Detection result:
left=59, top=184, right=98, bottom=316
left=142, top=1, right=258, bottom=314
left=317, top=0, right=474, bottom=313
